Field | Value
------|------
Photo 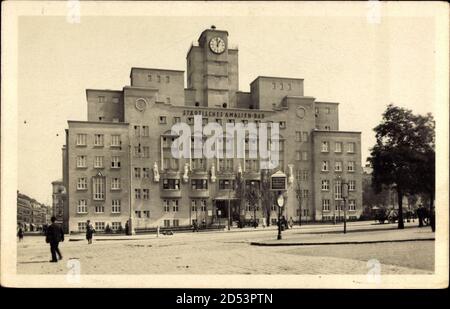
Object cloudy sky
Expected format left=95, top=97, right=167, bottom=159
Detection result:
left=14, top=1, right=443, bottom=204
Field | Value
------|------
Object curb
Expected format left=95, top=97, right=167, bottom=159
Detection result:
left=250, top=237, right=435, bottom=246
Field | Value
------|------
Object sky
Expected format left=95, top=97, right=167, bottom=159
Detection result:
left=15, top=2, right=439, bottom=205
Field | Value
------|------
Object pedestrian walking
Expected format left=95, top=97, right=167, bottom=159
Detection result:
left=45, top=216, right=64, bottom=262
left=289, top=217, right=294, bottom=229
left=86, top=220, right=95, bottom=244
left=17, top=226, right=24, bottom=242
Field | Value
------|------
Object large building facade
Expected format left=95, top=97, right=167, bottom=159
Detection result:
left=62, top=27, right=362, bottom=233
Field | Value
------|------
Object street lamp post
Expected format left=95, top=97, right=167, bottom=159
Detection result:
left=277, top=191, right=284, bottom=240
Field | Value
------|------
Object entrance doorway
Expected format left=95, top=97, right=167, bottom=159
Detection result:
left=215, top=199, right=240, bottom=226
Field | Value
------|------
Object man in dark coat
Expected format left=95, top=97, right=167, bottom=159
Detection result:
left=46, top=216, right=64, bottom=262
left=86, top=220, right=95, bottom=244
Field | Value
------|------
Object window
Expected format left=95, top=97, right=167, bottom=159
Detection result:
left=159, top=116, right=167, bottom=124
left=191, top=200, right=197, bottom=212
left=95, top=222, right=105, bottom=231
left=93, top=177, right=105, bottom=200
left=111, top=178, right=121, bottom=190
left=112, top=200, right=121, bottom=213
left=135, top=189, right=141, bottom=199
left=77, top=200, right=87, bottom=213
left=325, top=107, right=330, bottom=114
left=321, top=141, right=329, bottom=152
left=172, top=200, right=179, bottom=212
left=143, top=168, right=150, bottom=178
left=166, top=76, right=170, bottom=83
left=78, top=222, right=87, bottom=232
left=335, top=161, right=342, bottom=172
left=148, top=74, right=152, bottom=82
left=77, top=177, right=87, bottom=190
left=143, top=147, right=150, bottom=158
left=348, top=142, right=355, bottom=153
left=334, top=180, right=342, bottom=200
left=219, top=179, right=234, bottom=190
left=322, top=161, right=329, bottom=172
left=164, top=219, right=170, bottom=227
left=288, top=83, right=292, bottom=90
left=335, top=142, right=342, bottom=153
left=112, top=97, right=119, bottom=104
left=295, top=131, right=301, bottom=142
left=163, top=200, right=170, bottom=212
left=192, top=158, right=205, bottom=170
left=174, top=117, right=181, bottom=124
left=95, top=205, right=104, bottom=213
left=302, top=152, right=308, bottom=161
left=163, top=179, right=180, bottom=190
left=143, top=189, right=149, bottom=200
left=111, top=222, right=122, bottom=230
left=302, top=132, right=308, bottom=142
left=322, top=199, right=330, bottom=212
left=302, top=170, right=309, bottom=181
left=139, top=126, right=149, bottom=137
left=134, top=168, right=141, bottom=178
left=76, top=134, right=87, bottom=146
left=280, top=83, right=284, bottom=90
left=349, top=200, right=356, bottom=211
left=324, top=125, right=331, bottom=131
left=349, top=180, right=356, bottom=191
left=347, top=161, right=355, bottom=172
left=143, top=210, right=150, bottom=218
left=321, top=179, right=330, bottom=191
left=296, top=151, right=301, bottom=161
left=173, top=219, right=179, bottom=227
left=200, top=200, right=207, bottom=212
left=279, top=121, right=286, bottom=129
left=94, top=134, right=104, bottom=146
left=302, top=190, right=309, bottom=198
left=77, top=156, right=87, bottom=168
left=134, top=146, right=140, bottom=156
left=134, top=126, right=140, bottom=136
left=94, top=156, right=104, bottom=168
left=111, top=135, right=122, bottom=147
left=98, top=96, right=105, bottom=103
left=135, top=211, right=142, bottom=218
left=191, top=179, right=208, bottom=190
left=157, top=75, right=161, bottom=83
left=111, top=156, right=121, bottom=168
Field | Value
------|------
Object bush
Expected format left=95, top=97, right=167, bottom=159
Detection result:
left=105, top=224, right=112, bottom=233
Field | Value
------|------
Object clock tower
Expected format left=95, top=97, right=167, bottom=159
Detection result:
left=186, top=26, right=239, bottom=108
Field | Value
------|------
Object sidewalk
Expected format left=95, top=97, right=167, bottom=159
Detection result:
left=250, top=226, right=435, bottom=246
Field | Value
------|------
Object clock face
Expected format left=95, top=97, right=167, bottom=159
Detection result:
left=209, top=37, right=226, bottom=54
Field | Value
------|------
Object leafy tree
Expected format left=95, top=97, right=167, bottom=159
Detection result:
left=368, top=105, right=435, bottom=229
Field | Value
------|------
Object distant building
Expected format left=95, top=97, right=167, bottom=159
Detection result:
left=17, top=191, right=33, bottom=231
left=17, top=191, right=49, bottom=231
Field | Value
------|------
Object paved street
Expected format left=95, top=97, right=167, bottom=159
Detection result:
left=17, top=221, right=434, bottom=275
